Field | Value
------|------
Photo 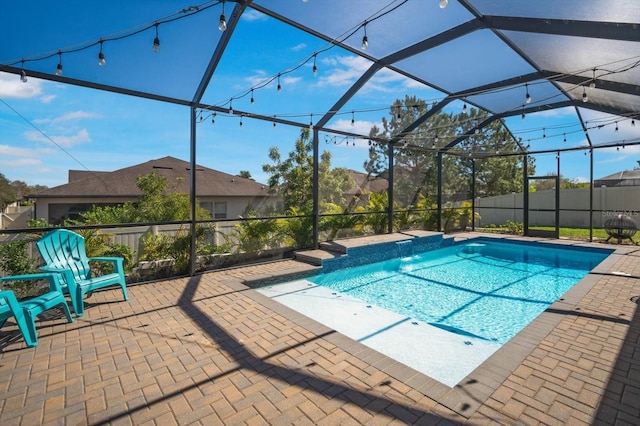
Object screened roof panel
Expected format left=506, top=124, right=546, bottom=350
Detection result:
left=466, top=80, right=569, bottom=116
left=502, top=31, right=640, bottom=86
left=469, top=0, right=640, bottom=23
left=251, top=0, right=475, bottom=59
left=1, top=2, right=222, bottom=102
left=394, top=29, right=537, bottom=95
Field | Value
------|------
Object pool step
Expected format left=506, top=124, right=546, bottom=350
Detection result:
left=294, top=248, right=344, bottom=266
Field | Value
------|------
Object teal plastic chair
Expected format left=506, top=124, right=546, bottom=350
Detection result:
left=36, top=229, right=129, bottom=317
left=0, top=273, right=74, bottom=347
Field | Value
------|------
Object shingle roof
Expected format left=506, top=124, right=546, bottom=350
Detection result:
left=345, top=169, right=388, bottom=196
left=31, top=156, right=271, bottom=198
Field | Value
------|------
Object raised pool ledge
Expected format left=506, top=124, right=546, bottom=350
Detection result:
left=299, top=231, right=453, bottom=273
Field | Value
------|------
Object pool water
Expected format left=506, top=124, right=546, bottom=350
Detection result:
left=310, top=239, right=611, bottom=344
left=257, top=238, right=612, bottom=386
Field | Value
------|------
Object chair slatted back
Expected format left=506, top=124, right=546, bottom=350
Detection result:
left=37, top=230, right=91, bottom=282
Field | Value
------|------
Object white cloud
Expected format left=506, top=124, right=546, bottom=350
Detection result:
left=0, top=157, right=43, bottom=167
left=329, top=118, right=379, bottom=137
left=23, top=128, right=90, bottom=148
left=0, top=144, right=39, bottom=157
left=33, top=110, right=100, bottom=125
left=241, top=9, right=266, bottom=22
left=282, top=76, right=301, bottom=86
left=40, top=94, right=56, bottom=104
left=0, top=72, right=43, bottom=98
left=291, top=43, right=307, bottom=52
left=317, top=55, right=371, bottom=87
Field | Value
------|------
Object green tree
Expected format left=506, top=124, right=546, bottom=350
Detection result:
left=238, top=170, right=253, bottom=180
left=0, top=172, right=17, bottom=210
left=262, top=128, right=354, bottom=211
left=366, top=96, right=534, bottom=206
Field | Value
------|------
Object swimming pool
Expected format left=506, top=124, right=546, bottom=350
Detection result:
left=256, top=237, right=613, bottom=386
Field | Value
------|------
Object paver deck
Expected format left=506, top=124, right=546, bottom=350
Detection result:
left=1, top=233, right=638, bottom=425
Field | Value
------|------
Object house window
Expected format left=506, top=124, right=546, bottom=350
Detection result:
left=214, top=202, right=227, bottom=219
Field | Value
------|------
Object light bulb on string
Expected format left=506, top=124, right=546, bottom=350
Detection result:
left=521, top=106, right=526, bottom=120
left=250, top=89, right=254, bottom=104
left=361, top=22, right=368, bottom=50
left=462, top=102, right=467, bottom=114
left=632, top=119, right=636, bottom=127
left=239, top=115, right=243, bottom=128
left=153, top=23, right=160, bottom=53
left=312, top=54, right=318, bottom=76
left=309, top=114, right=314, bottom=131
left=273, top=116, right=277, bottom=128
left=351, top=111, right=355, bottom=126
left=20, top=59, right=27, bottom=83
left=219, top=1, right=227, bottom=31
left=563, top=133, right=567, bottom=143
left=542, top=128, right=546, bottom=138
left=277, top=74, right=281, bottom=92
left=228, top=99, right=233, bottom=114
left=615, top=122, right=619, bottom=132
left=439, top=0, right=448, bottom=8
left=582, top=86, right=589, bottom=102
left=98, top=40, right=106, bottom=66
left=589, top=68, right=596, bottom=89
left=55, top=51, right=63, bottom=76
left=525, top=83, right=531, bottom=104
left=211, top=112, right=216, bottom=125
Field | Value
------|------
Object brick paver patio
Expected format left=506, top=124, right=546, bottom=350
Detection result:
left=1, top=234, right=638, bottom=425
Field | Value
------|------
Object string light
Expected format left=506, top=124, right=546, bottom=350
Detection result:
left=312, top=54, right=318, bottom=76
left=462, top=101, right=467, bottom=114
left=582, top=86, right=589, bottom=102
left=153, top=23, right=160, bottom=53
left=525, top=83, right=531, bottom=104
left=309, top=114, right=313, bottom=130
left=542, top=128, right=546, bottom=138
left=228, top=99, right=233, bottom=114
left=521, top=106, right=526, bottom=120
left=563, top=133, right=567, bottom=143
left=211, top=112, right=216, bottom=125
left=632, top=119, right=636, bottom=127
left=589, top=68, right=596, bottom=89
left=439, top=0, right=448, bottom=8
left=98, top=40, right=106, bottom=66
left=250, top=89, right=254, bottom=104
left=20, top=60, right=27, bottom=83
left=55, top=51, right=63, bottom=76
left=351, top=111, right=355, bottom=126
left=239, top=114, right=243, bottom=127
left=615, top=122, right=619, bottom=132
left=277, top=74, right=281, bottom=92
left=219, top=1, right=227, bottom=31
left=361, top=21, right=368, bottom=50
left=273, top=116, right=276, bottom=128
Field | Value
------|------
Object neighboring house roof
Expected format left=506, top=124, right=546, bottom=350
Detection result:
left=30, top=156, right=271, bottom=199
left=594, top=169, right=640, bottom=187
left=345, top=169, right=388, bottom=196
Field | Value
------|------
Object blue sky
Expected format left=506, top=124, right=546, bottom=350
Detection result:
left=1, top=3, right=639, bottom=189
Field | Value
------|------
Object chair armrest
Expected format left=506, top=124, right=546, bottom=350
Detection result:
left=0, top=272, right=65, bottom=293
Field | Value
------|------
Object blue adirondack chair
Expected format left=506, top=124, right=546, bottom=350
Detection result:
left=36, top=229, right=129, bottom=317
left=0, top=273, right=74, bottom=347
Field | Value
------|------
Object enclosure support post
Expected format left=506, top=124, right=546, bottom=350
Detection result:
left=589, top=148, right=594, bottom=242
left=188, top=107, right=197, bottom=276
left=556, top=153, right=561, bottom=237
left=471, top=158, right=476, bottom=232
left=387, top=143, right=394, bottom=234
left=523, top=154, right=529, bottom=236
left=437, top=152, right=443, bottom=232
left=312, top=128, right=320, bottom=248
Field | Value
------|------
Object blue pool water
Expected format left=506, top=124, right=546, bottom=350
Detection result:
left=309, top=239, right=611, bottom=345
left=257, top=237, right=612, bottom=386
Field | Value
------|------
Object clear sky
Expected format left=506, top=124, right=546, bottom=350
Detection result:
left=1, top=2, right=639, bottom=189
